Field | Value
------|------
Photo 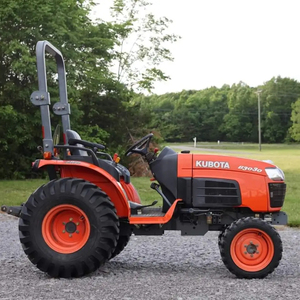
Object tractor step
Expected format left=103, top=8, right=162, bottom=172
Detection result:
left=131, top=207, right=164, bottom=217
left=129, top=199, right=182, bottom=225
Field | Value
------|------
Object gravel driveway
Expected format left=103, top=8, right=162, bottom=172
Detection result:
left=0, top=213, right=299, bottom=300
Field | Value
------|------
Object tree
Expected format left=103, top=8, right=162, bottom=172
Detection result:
left=260, top=77, right=300, bottom=143
left=219, top=83, right=257, bottom=142
left=290, top=98, right=300, bottom=142
left=108, top=0, right=180, bottom=92
left=0, top=0, right=117, bottom=178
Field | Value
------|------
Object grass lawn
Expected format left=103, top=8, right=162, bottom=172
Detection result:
left=0, top=178, right=159, bottom=209
left=0, top=142, right=299, bottom=226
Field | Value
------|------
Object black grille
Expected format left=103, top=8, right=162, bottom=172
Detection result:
left=193, top=179, right=241, bottom=207
left=269, top=183, right=286, bottom=208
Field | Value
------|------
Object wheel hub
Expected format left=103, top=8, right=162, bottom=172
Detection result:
left=65, top=221, right=77, bottom=233
left=245, top=241, right=259, bottom=255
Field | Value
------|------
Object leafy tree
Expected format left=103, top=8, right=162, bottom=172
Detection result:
left=0, top=0, right=116, bottom=178
left=290, top=99, right=300, bottom=141
left=221, top=83, right=258, bottom=142
left=260, top=77, right=300, bottom=143
left=108, top=0, right=180, bottom=92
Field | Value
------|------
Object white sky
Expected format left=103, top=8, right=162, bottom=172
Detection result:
left=93, top=0, right=300, bottom=95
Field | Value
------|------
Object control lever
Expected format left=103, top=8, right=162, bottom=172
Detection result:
left=150, top=182, right=172, bottom=207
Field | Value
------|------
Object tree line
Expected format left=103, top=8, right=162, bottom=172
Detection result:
left=1, top=0, right=300, bottom=179
left=136, top=77, right=300, bottom=144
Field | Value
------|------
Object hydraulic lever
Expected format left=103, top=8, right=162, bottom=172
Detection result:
left=150, top=182, right=172, bottom=207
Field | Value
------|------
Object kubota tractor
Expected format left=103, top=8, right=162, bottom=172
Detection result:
left=1, top=41, right=287, bottom=279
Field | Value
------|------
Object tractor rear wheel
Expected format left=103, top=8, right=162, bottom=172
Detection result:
left=19, top=178, right=119, bottom=278
left=110, top=222, right=132, bottom=259
left=219, top=217, right=282, bottom=279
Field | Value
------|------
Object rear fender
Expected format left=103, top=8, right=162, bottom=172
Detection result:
left=120, top=180, right=141, bottom=204
left=35, top=159, right=130, bottom=218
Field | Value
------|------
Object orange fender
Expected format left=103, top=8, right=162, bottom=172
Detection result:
left=120, top=181, right=141, bottom=204
left=36, top=159, right=130, bottom=218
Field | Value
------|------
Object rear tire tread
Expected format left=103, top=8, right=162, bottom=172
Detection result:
left=19, top=178, right=119, bottom=278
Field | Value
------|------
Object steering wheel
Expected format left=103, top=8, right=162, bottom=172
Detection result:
left=125, top=133, right=153, bottom=157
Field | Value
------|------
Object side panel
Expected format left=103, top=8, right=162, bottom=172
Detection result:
left=177, top=178, right=192, bottom=206
left=193, top=169, right=268, bottom=212
left=177, top=154, right=193, bottom=177
left=37, top=160, right=130, bottom=218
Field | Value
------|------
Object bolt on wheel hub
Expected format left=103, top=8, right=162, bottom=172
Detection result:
left=65, top=221, right=77, bottom=233
left=245, top=242, right=258, bottom=255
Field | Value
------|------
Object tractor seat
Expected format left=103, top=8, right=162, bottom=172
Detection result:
left=66, top=130, right=88, bottom=156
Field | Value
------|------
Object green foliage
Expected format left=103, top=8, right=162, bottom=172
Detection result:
left=221, top=83, right=257, bottom=142
left=2, top=0, right=300, bottom=180
left=109, top=0, right=180, bottom=92
left=136, top=77, right=300, bottom=144
left=0, top=0, right=178, bottom=178
left=260, top=77, right=300, bottom=143
left=290, top=98, right=300, bottom=141
left=0, top=0, right=117, bottom=178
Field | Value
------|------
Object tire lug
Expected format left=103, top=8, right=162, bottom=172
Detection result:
left=244, top=251, right=247, bottom=254
left=62, top=230, right=65, bottom=233
left=62, top=222, right=66, bottom=225
left=244, top=245, right=247, bottom=248
left=256, top=251, right=259, bottom=254
left=69, top=234, right=72, bottom=238
left=250, top=254, right=253, bottom=257
left=70, top=218, right=73, bottom=221
left=76, top=222, right=79, bottom=226
left=76, top=230, right=79, bottom=234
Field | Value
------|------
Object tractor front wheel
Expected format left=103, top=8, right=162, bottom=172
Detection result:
left=19, top=178, right=119, bottom=278
left=219, top=217, right=282, bottom=279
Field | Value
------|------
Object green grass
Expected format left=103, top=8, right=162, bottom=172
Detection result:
left=0, top=179, right=46, bottom=207
left=0, top=143, right=299, bottom=226
left=0, top=178, right=159, bottom=208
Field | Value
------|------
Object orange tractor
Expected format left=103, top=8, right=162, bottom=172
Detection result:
left=1, top=41, right=287, bottom=279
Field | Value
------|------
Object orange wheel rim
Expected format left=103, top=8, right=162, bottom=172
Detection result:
left=42, top=204, right=90, bottom=254
left=230, top=228, right=274, bottom=272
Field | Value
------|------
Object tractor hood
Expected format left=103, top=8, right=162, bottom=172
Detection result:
left=149, top=147, right=285, bottom=212
left=151, top=146, right=284, bottom=181
left=178, top=152, right=284, bottom=180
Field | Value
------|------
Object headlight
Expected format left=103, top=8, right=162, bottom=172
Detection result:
left=265, top=168, right=285, bottom=181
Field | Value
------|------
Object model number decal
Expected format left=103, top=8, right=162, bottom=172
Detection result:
left=195, top=161, right=230, bottom=169
left=238, top=166, right=262, bottom=173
